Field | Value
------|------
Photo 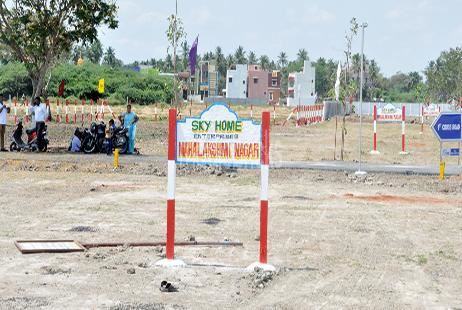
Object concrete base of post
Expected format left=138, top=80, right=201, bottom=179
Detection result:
left=246, top=262, right=276, bottom=272
left=399, top=151, right=409, bottom=155
left=155, top=258, right=186, bottom=268
left=370, top=150, right=380, bottom=155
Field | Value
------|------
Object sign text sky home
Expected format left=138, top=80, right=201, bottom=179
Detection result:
left=176, top=103, right=262, bottom=168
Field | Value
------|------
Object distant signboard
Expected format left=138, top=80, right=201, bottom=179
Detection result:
left=176, top=103, right=262, bottom=168
left=377, top=104, right=402, bottom=122
left=441, top=148, right=460, bottom=157
left=423, top=104, right=440, bottom=117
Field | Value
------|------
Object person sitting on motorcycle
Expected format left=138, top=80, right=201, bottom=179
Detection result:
left=104, top=119, right=116, bottom=155
left=119, top=104, right=138, bottom=154
left=30, top=97, right=48, bottom=151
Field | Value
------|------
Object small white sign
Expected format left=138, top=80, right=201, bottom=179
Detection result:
left=423, top=104, right=440, bottom=117
left=377, top=104, right=402, bottom=122
left=176, top=103, right=262, bottom=168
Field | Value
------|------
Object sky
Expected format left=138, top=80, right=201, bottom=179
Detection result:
left=99, top=0, right=462, bottom=77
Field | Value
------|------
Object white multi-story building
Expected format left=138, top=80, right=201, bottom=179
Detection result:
left=287, top=61, right=316, bottom=106
left=225, top=64, right=248, bottom=99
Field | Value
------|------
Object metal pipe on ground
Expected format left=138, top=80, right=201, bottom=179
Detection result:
left=82, top=241, right=244, bottom=249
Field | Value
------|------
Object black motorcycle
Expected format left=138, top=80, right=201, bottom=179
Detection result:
left=111, top=127, right=129, bottom=154
left=82, top=122, right=128, bottom=154
left=82, top=122, right=106, bottom=154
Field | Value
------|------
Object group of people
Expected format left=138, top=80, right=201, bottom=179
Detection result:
left=70, top=104, right=139, bottom=155
left=0, top=96, right=138, bottom=154
left=0, top=95, right=50, bottom=152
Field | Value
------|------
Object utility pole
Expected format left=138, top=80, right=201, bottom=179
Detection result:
left=355, top=22, right=368, bottom=176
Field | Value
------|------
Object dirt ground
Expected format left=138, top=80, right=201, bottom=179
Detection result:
left=1, top=104, right=462, bottom=309
left=3, top=102, right=461, bottom=166
left=0, top=158, right=461, bottom=309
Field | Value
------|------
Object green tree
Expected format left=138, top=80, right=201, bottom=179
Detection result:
left=87, top=40, right=104, bottom=64
left=0, top=0, right=118, bottom=97
left=315, top=57, right=337, bottom=99
left=234, top=46, right=246, bottom=64
left=248, top=51, right=257, bottom=65
left=73, top=39, right=104, bottom=64
left=296, top=49, right=309, bottom=63
left=259, top=55, right=270, bottom=70
left=424, top=48, right=462, bottom=102
left=166, top=10, right=186, bottom=104
left=226, top=54, right=235, bottom=68
left=277, top=52, right=288, bottom=69
left=214, top=46, right=227, bottom=92
left=102, top=47, right=122, bottom=68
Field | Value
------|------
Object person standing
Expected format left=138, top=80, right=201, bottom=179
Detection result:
left=119, top=104, right=139, bottom=154
left=30, top=97, right=48, bottom=151
left=0, top=94, right=10, bottom=152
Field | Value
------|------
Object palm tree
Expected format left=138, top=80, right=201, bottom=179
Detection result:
left=297, top=48, right=309, bottom=63
left=277, top=51, right=288, bottom=69
left=234, top=46, right=246, bottom=64
left=226, top=54, right=234, bottom=68
left=103, top=47, right=118, bottom=67
left=164, top=54, right=173, bottom=72
left=259, top=55, right=270, bottom=70
left=248, top=51, right=257, bottom=65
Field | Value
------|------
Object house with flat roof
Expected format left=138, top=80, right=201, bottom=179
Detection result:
left=198, top=61, right=219, bottom=100
left=247, top=64, right=269, bottom=101
left=226, top=64, right=248, bottom=99
left=287, top=61, right=316, bottom=106
left=268, top=70, right=281, bottom=105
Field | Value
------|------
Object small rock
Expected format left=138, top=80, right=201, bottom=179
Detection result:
left=127, top=268, right=136, bottom=275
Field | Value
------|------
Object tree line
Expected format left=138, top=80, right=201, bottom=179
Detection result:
left=0, top=1, right=461, bottom=105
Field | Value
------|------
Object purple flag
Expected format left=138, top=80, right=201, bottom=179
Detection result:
left=189, top=35, right=198, bottom=75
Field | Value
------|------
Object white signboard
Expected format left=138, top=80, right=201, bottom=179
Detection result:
left=423, top=104, right=440, bottom=117
left=176, top=103, right=262, bottom=168
left=377, top=103, right=402, bottom=122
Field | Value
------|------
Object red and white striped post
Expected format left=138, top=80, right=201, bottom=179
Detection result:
left=420, top=105, right=424, bottom=134
left=250, top=104, right=254, bottom=119
left=74, top=100, right=77, bottom=124
left=13, top=99, right=17, bottom=124
left=400, top=105, right=408, bottom=155
left=56, top=100, right=61, bottom=123
left=25, top=99, right=29, bottom=124
left=156, top=108, right=185, bottom=268
left=65, top=100, right=69, bottom=124
left=248, top=111, right=275, bottom=271
left=81, top=100, right=85, bottom=124
left=90, top=100, right=94, bottom=122
left=370, top=104, right=380, bottom=155
left=273, top=105, right=276, bottom=125
left=260, top=111, right=270, bottom=264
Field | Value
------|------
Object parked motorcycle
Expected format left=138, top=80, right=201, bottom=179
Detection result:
left=10, top=120, right=49, bottom=152
left=82, top=122, right=106, bottom=154
left=111, top=126, right=129, bottom=154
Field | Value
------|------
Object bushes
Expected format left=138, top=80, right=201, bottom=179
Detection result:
left=49, top=63, right=174, bottom=105
left=0, top=62, right=173, bottom=105
left=0, top=62, right=32, bottom=97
